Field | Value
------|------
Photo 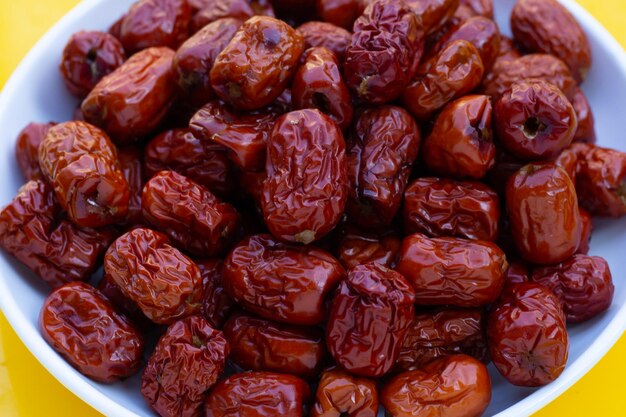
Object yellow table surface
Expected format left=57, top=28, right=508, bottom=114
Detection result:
left=1, top=0, right=626, bottom=416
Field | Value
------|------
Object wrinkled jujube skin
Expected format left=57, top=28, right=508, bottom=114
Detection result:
left=204, top=372, right=311, bottom=417
left=336, top=227, right=401, bottom=270
left=396, top=233, right=507, bottom=307
left=173, top=18, right=243, bottom=107
left=506, top=163, right=582, bottom=265
left=395, top=308, right=488, bottom=372
left=0, top=181, right=115, bottom=288
left=503, top=260, right=530, bottom=286
left=38, top=121, right=130, bottom=228
left=144, top=128, right=237, bottom=198
left=326, top=263, right=415, bottom=377
left=296, top=21, right=352, bottom=62
left=403, top=40, right=485, bottom=120
left=223, top=313, right=326, bottom=378
left=81, top=47, right=177, bottom=144
left=97, top=272, right=152, bottom=327
left=262, top=109, right=348, bottom=244
left=572, top=87, right=596, bottom=144
left=381, top=355, right=491, bottom=417
left=14, top=121, right=55, bottom=181
left=40, top=282, right=144, bottom=383
left=495, top=80, right=577, bottom=160
left=117, top=146, right=145, bottom=225
left=488, top=283, right=569, bottom=387
left=119, top=0, right=191, bottom=53
left=292, top=47, right=354, bottom=130
left=311, top=368, right=379, bottom=417
left=406, top=0, right=459, bottom=35
left=196, top=259, right=236, bottom=329
left=421, top=95, right=496, bottom=179
left=511, top=0, right=591, bottom=83
left=576, top=145, right=626, bottom=217
left=223, top=234, right=345, bottom=325
left=142, top=170, right=240, bottom=257
left=210, top=16, right=304, bottom=110
left=191, top=0, right=274, bottom=33
left=344, top=0, right=423, bottom=104
left=315, top=0, right=365, bottom=30
left=532, top=254, right=614, bottom=323
left=141, top=316, right=229, bottom=417
left=482, top=53, right=577, bottom=101
left=486, top=148, right=527, bottom=195
left=104, top=228, right=204, bottom=324
left=403, top=177, right=500, bottom=241
left=189, top=100, right=277, bottom=172
left=60, top=31, right=126, bottom=98
left=577, top=208, right=592, bottom=254
left=346, top=106, right=421, bottom=228
left=431, top=16, right=500, bottom=71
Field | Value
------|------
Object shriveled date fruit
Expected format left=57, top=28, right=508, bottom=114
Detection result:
left=197, top=259, right=235, bottom=329
left=311, top=368, right=379, bottom=417
left=396, top=308, right=488, bottom=372
left=488, top=283, right=568, bottom=386
left=506, top=163, right=582, bottom=264
left=189, top=100, right=277, bottom=172
left=576, top=145, right=626, bottom=217
left=431, top=16, right=500, bottom=71
left=204, top=372, right=310, bottom=417
left=119, top=0, right=191, bottom=53
left=532, top=254, right=614, bottom=323
left=454, top=0, right=493, bottom=21
left=142, top=170, right=240, bottom=257
left=346, top=106, right=421, bottom=228
left=296, top=21, right=352, bottom=61
left=144, top=128, right=237, bottom=198
left=396, top=233, right=507, bottom=307
left=403, top=177, right=499, bottom=241
left=224, top=234, right=344, bottom=325
left=173, top=18, right=243, bottom=107
left=483, top=53, right=577, bottom=101
left=104, top=228, right=203, bottom=324
left=503, top=261, right=530, bottom=286
left=14, top=122, right=55, bottom=181
left=81, top=47, right=177, bottom=144
left=292, top=47, right=353, bottom=130
left=40, top=282, right=144, bottom=383
left=0, top=181, right=115, bottom=288
left=326, top=263, right=415, bottom=377
left=142, top=316, right=229, bottom=417
left=511, top=0, right=591, bottom=83
left=210, top=16, right=304, bottom=110
left=344, top=0, right=423, bottom=104
left=38, top=121, right=130, bottom=228
left=495, top=80, right=577, bottom=160
left=191, top=0, right=274, bottom=32
left=60, top=31, right=126, bottom=97
left=336, top=227, right=401, bottom=270
left=117, top=146, right=145, bottom=225
left=403, top=40, right=484, bottom=120
left=421, top=95, right=495, bottom=179
left=315, top=0, right=364, bottom=30
left=262, top=109, right=347, bottom=244
left=223, top=313, right=325, bottom=378
left=381, top=355, right=491, bottom=417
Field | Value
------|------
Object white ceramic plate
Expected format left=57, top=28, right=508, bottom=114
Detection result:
left=1, top=0, right=625, bottom=416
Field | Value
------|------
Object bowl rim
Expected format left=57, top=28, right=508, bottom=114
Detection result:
left=1, top=0, right=626, bottom=416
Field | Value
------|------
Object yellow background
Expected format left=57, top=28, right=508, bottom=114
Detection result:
left=1, top=0, right=626, bottom=416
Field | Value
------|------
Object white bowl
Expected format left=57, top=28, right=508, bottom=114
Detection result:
left=1, top=0, right=626, bottom=416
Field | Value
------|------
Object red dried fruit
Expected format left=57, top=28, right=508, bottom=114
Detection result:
left=311, top=368, right=379, bottom=417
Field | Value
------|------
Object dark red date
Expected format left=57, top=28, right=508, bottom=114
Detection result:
left=336, top=227, right=401, bottom=270
left=14, top=122, right=55, bottom=181
left=326, top=263, right=415, bottom=377
left=396, top=233, right=507, bottom=306
left=297, top=21, right=352, bottom=61
left=40, top=282, right=143, bottom=383
left=223, top=234, right=345, bottom=325
left=576, top=145, right=626, bottom=217
left=311, top=368, right=379, bottom=417
left=197, top=259, right=236, bottom=329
